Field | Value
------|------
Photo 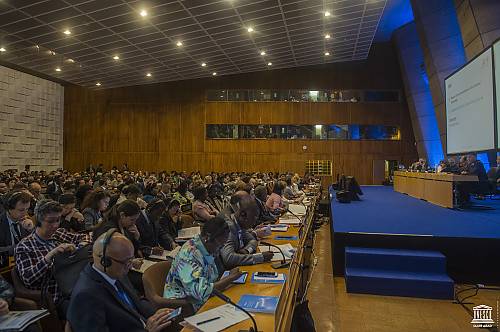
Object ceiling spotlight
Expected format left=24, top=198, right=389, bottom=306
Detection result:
left=201, top=62, right=207, bottom=67
left=49, top=50, right=56, bottom=56
left=140, top=9, right=148, bottom=17
left=67, top=58, right=75, bottom=63
left=176, top=41, right=183, bottom=47
left=212, top=72, right=217, bottom=76
left=35, top=45, right=39, bottom=49
left=96, top=82, right=101, bottom=86
left=146, top=72, right=152, bottom=77
left=55, top=67, right=61, bottom=72
left=63, top=29, right=71, bottom=35
left=267, top=62, right=272, bottom=66
left=0, top=47, right=5, bottom=52
left=324, top=11, right=331, bottom=17
left=247, top=27, right=254, bottom=32
left=324, top=52, right=330, bottom=56
left=260, top=51, right=266, bottom=56
left=325, top=34, right=331, bottom=39
left=113, top=55, right=119, bottom=60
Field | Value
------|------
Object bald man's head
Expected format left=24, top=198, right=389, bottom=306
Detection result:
left=93, top=231, right=134, bottom=279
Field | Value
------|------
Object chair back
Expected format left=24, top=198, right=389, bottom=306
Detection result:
left=143, top=261, right=172, bottom=300
left=11, top=268, right=41, bottom=303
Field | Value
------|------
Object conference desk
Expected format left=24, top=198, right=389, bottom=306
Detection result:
left=393, top=171, right=478, bottom=208
left=181, top=197, right=317, bottom=332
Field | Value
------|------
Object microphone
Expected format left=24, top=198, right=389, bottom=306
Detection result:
left=285, top=208, right=303, bottom=225
left=260, top=241, right=290, bottom=269
left=211, top=288, right=258, bottom=332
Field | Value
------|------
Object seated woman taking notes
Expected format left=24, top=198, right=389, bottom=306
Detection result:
left=163, top=216, right=242, bottom=311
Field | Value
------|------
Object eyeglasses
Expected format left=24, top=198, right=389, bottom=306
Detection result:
left=108, top=256, right=134, bottom=267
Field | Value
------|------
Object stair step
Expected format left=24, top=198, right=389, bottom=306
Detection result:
left=345, top=267, right=454, bottom=299
left=345, top=247, right=446, bottom=273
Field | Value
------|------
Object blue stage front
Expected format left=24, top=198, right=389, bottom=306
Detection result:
left=330, top=186, right=500, bottom=284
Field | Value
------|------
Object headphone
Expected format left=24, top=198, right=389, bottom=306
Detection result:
left=34, top=199, right=59, bottom=227
left=100, top=228, right=119, bottom=271
left=5, top=191, right=26, bottom=210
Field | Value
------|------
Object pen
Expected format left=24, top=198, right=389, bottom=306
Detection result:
left=196, top=316, right=221, bottom=325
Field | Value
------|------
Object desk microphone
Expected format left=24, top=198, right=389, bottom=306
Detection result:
left=285, top=208, right=304, bottom=224
left=211, top=288, right=258, bottom=332
left=260, top=241, right=290, bottom=269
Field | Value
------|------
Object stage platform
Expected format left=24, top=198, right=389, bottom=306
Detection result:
left=330, top=186, right=500, bottom=283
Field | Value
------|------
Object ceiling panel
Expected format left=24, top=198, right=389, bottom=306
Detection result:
left=0, top=0, right=387, bottom=88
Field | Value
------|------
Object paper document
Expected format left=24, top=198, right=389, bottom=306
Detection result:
left=149, top=246, right=181, bottom=261
left=258, top=243, right=295, bottom=261
left=183, top=303, right=249, bottom=332
left=270, top=224, right=289, bottom=232
left=288, top=204, right=307, bottom=215
left=132, top=259, right=157, bottom=274
left=177, top=226, right=200, bottom=240
left=278, top=216, right=301, bottom=225
left=0, top=310, right=49, bottom=331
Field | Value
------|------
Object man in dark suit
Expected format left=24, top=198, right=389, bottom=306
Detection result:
left=67, top=231, right=175, bottom=332
left=0, top=191, right=33, bottom=255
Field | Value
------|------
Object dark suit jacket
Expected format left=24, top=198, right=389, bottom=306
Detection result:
left=0, top=212, right=31, bottom=255
left=466, top=161, right=488, bottom=182
left=67, top=264, right=155, bottom=332
left=135, top=211, right=159, bottom=250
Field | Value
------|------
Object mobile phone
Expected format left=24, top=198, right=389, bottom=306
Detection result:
left=255, top=271, right=278, bottom=278
left=165, top=307, right=182, bottom=321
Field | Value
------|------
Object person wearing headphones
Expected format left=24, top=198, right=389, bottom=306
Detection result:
left=163, top=216, right=242, bottom=312
left=0, top=191, right=35, bottom=255
left=14, top=199, right=90, bottom=315
left=67, top=230, right=175, bottom=332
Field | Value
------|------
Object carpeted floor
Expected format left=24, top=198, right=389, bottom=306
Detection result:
left=330, top=186, right=500, bottom=239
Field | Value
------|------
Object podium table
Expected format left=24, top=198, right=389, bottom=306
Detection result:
left=394, top=171, right=478, bottom=208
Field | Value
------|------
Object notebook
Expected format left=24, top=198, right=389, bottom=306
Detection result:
left=236, top=294, right=279, bottom=313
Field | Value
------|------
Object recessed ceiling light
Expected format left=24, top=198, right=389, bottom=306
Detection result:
left=324, top=11, right=331, bottom=17
left=247, top=27, right=254, bottom=32
left=55, top=67, right=61, bottom=72
left=325, top=34, right=331, bottom=39
left=324, top=52, right=330, bottom=56
left=67, top=58, right=75, bottom=63
left=176, top=41, right=183, bottom=47
left=212, top=72, right=217, bottom=76
left=0, top=47, right=5, bottom=52
left=113, top=55, right=119, bottom=60
left=201, top=62, right=207, bottom=67
left=267, top=62, right=272, bottom=66
left=140, top=9, right=148, bottom=17
left=96, top=82, right=101, bottom=86
left=146, top=73, right=152, bottom=77
left=63, top=29, right=71, bottom=35
left=260, top=51, right=266, bottom=56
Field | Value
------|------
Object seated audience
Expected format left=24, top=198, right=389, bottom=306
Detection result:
left=266, top=181, right=287, bottom=215
left=67, top=231, right=175, bottom=332
left=118, top=184, right=147, bottom=209
left=158, top=199, right=182, bottom=251
left=93, top=200, right=142, bottom=261
left=171, top=181, right=192, bottom=205
left=59, top=194, right=85, bottom=232
left=192, top=186, right=217, bottom=223
left=0, top=191, right=34, bottom=255
left=163, top=216, right=243, bottom=311
left=254, top=185, right=278, bottom=225
left=81, top=189, right=110, bottom=231
left=135, top=199, right=166, bottom=255
left=219, top=193, right=273, bottom=269
left=15, top=200, right=90, bottom=315
left=75, top=184, right=93, bottom=210
left=157, top=182, right=171, bottom=203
